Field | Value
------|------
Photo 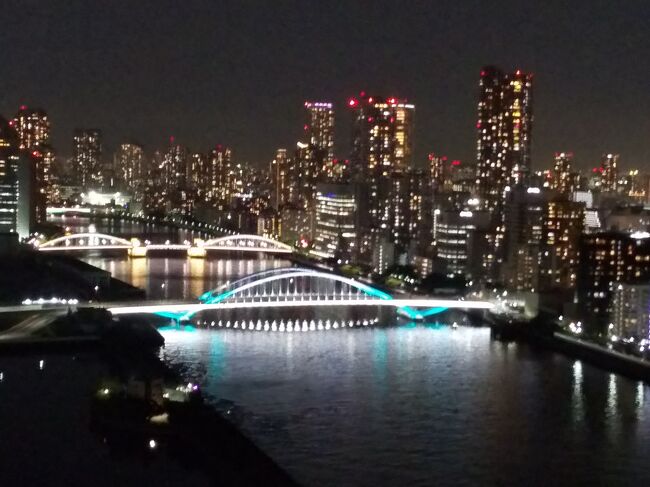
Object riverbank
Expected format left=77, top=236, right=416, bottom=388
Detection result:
left=490, top=315, right=650, bottom=383
left=0, top=314, right=299, bottom=486
left=0, top=246, right=144, bottom=306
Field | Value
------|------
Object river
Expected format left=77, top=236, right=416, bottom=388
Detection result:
left=48, top=216, right=650, bottom=486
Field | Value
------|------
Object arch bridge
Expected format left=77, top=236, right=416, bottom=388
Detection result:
left=108, top=267, right=493, bottom=322
left=35, top=232, right=293, bottom=257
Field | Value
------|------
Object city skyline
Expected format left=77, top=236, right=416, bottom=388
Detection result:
left=2, top=1, right=650, bottom=169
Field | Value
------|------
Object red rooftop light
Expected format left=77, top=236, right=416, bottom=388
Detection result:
left=20, top=105, right=27, bottom=111
left=348, top=98, right=358, bottom=107
left=452, top=160, right=461, bottom=166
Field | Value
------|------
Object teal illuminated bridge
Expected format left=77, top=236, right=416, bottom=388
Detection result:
left=108, top=268, right=494, bottom=323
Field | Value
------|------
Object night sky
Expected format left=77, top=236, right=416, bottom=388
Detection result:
left=2, top=0, right=649, bottom=170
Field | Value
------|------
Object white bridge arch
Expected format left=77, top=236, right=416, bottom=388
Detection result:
left=37, top=232, right=133, bottom=250
left=200, top=268, right=392, bottom=306
left=201, top=234, right=293, bottom=253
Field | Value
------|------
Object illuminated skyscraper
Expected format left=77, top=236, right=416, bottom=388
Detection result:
left=39, top=145, right=56, bottom=205
left=304, top=102, right=334, bottom=168
left=538, top=197, right=584, bottom=291
left=28, top=146, right=53, bottom=221
left=312, top=182, right=357, bottom=262
left=551, top=152, right=574, bottom=194
left=10, top=107, right=52, bottom=219
left=600, top=153, right=619, bottom=192
left=0, top=117, right=35, bottom=238
left=207, top=145, right=234, bottom=203
left=475, top=67, right=533, bottom=281
left=475, top=67, right=533, bottom=211
left=73, top=129, right=102, bottom=188
left=408, top=168, right=434, bottom=252
left=114, top=142, right=145, bottom=191
left=291, top=142, right=311, bottom=205
left=0, top=117, right=20, bottom=234
left=270, top=148, right=290, bottom=210
left=429, top=153, right=447, bottom=190
left=349, top=93, right=415, bottom=258
left=578, top=231, right=650, bottom=334
left=501, top=187, right=584, bottom=292
left=163, top=140, right=192, bottom=213
left=11, top=106, right=50, bottom=150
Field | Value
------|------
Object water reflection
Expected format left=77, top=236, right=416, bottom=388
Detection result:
left=158, top=326, right=650, bottom=486
left=573, top=360, right=584, bottom=420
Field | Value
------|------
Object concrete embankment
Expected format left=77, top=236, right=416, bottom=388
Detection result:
left=490, top=316, right=650, bottom=383
left=549, top=332, right=650, bottom=382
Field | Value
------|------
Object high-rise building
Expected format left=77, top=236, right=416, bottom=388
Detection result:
left=311, top=183, right=357, bottom=262
left=146, top=138, right=192, bottom=214
left=293, top=141, right=319, bottom=209
left=475, top=66, right=533, bottom=281
left=349, top=93, right=415, bottom=258
left=0, top=117, right=35, bottom=238
left=207, top=145, right=234, bottom=203
left=475, top=66, right=533, bottom=208
left=407, top=168, right=434, bottom=253
left=0, top=117, right=20, bottom=234
left=434, top=209, right=491, bottom=278
left=164, top=140, right=191, bottom=214
left=501, top=187, right=584, bottom=293
left=578, top=230, right=650, bottom=335
left=39, top=145, right=56, bottom=205
left=600, top=153, right=619, bottom=192
left=538, top=197, right=584, bottom=291
left=73, top=129, right=102, bottom=188
left=501, top=187, right=545, bottom=291
left=304, top=102, right=334, bottom=168
left=188, top=152, right=207, bottom=200
left=28, top=147, right=52, bottom=222
left=270, top=148, right=290, bottom=210
left=429, top=153, right=447, bottom=190
left=610, top=283, right=650, bottom=343
left=551, top=152, right=574, bottom=195
left=114, top=142, right=145, bottom=192
left=11, top=106, right=50, bottom=150
left=350, top=94, right=414, bottom=175
left=10, top=107, right=52, bottom=220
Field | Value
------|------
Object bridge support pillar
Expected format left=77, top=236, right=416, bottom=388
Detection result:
left=128, top=246, right=148, bottom=257
left=187, top=246, right=207, bottom=258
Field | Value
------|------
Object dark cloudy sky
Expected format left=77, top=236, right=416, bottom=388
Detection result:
left=1, top=0, right=649, bottom=170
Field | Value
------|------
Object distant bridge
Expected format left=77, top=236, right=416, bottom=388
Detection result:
left=108, top=268, right=493, bottom=322
left=35, top=232, right=293, bottom=257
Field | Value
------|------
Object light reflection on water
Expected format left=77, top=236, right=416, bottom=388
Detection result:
left=159, top=326, right=650, bottom=486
